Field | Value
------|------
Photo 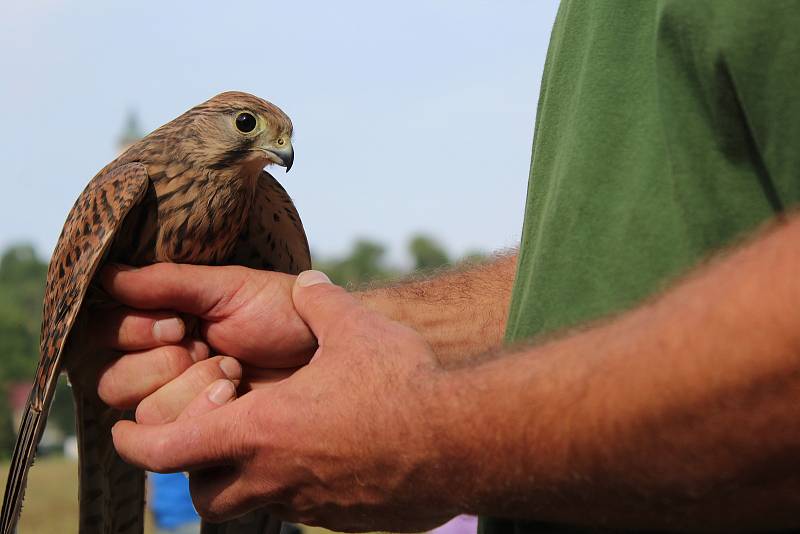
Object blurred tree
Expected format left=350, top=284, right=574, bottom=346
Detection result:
left=0, top=244, right=48, bottom=456
left=460, top=250, right=488, bottom=266
left=0, top=244, right=47, bottom=382
left=314, top=239, right=397, bottom=287
left=408, top=234, right=450, bottom=272
left=49, top=378, right=76, bottom=440
left=0, top=385, right=15, bottom=456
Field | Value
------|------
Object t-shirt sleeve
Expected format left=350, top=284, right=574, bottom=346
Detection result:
left=714, top=3, right=800, bottom=199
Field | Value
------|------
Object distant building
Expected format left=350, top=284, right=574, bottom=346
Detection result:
left=118, top=109, right=144, bottom=154
left=8, top=382, right=31, bottom=431
left=8, top=382, right=63, bottom=453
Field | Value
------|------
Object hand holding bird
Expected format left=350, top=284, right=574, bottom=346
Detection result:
left=103, top=270, right=453, bottom=533
left=93, top=263, right=318, bottom=418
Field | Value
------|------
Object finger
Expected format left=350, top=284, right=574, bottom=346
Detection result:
left=100, top=263, right=254, bottom=318
left=112, top=399, right=251, bottom=472
left=291, top=270, right=365, bottom=340
left=136, top=356, right=242, bottom=424
left=177, top=379, right=237, bottom=421
left=98, top=339, right=210, bottom=409
left=91, top=306, right=186, bottom=351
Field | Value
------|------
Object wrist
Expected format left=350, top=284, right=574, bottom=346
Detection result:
left=411, top=362, right=492, bottom=515
left=353, top=288, right=402, bottom=322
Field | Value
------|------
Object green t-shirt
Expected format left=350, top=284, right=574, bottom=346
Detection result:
left=486, top=1, right=800, bottom=532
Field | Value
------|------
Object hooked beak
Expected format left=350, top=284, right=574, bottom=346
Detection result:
left=263, top=145, right=294, bottom=172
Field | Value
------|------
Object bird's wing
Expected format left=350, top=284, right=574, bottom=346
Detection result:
left=73, top=382, right=146, bottom=534
left=205, top=172, right=311, bottom=534
left=0, top=163, right=150, bottom=534
left=229, top=170, right=311, bottom=274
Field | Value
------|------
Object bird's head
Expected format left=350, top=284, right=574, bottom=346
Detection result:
left=162, top=91, right=295, bottom=175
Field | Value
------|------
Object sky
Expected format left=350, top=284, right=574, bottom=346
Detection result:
left=0, top=1, right=560, bottom=266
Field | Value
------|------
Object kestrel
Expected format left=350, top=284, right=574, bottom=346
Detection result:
left=1, top=91, right=311, bottom=534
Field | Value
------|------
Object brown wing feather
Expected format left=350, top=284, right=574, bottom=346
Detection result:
left=73, top=390, right=146, bottom=534
left=0, top=163, right=149, bottom=534
left=208, top=172, right=310, bottom=534
left=229, top=171, right=311, bottom=274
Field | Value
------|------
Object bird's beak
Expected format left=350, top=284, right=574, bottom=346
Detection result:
left=263, top=145, right=294, bottom=172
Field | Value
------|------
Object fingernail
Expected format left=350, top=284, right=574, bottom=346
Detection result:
left=208, top=380, right=235, bottom=405
left=153, top=318, right=185, bottom=343
left=296, top=270, right=331, bottom=287
left=188, top=340, right=209, bottom=362
left=218, top=357, right=241, bottom=380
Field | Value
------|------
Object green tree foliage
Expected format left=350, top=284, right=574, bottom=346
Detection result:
left=460, top=250, right=488, bottom=266
left=0, top=386, right=15, bottom=455
left=313, top=233, right=466, bottom=287
left=0, top=245, right=47, bottom=382
left=0, top=245, right=49, bottom=456
left=49, top=379, right=76, bottom=441
left=313, top=239, right=399, bottom=287
left=409, top=235, right=450, bottom=272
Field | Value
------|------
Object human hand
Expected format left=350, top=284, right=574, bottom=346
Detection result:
left=93, top=263, right=316, bottom=422
left=111, top=271, right=460, bottom=531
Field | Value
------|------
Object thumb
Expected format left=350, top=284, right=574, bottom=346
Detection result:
left=292, top=270, right=363, bottom=340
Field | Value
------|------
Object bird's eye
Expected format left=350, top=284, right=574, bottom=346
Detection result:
left=277, top=138, right=285, bottom=146
left=235, top=112, right=257, bottom=133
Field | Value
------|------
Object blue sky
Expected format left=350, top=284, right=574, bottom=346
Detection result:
left=0, top=1, right=559, bottom=265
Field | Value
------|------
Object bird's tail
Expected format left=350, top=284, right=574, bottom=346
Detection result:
left=73, top=388, right=145, bottom=534
left=0, top=390, right=49, bottom=534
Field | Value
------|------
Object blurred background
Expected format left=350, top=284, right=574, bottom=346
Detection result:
left=0, top=1, right=559, bottom=532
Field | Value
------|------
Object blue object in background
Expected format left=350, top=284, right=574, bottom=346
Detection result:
left=149, top=472, right=200, bottom=532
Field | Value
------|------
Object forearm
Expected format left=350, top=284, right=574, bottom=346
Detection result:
left=438, top=217, right=800, bottom=529
left=355, top=253, right=517, bottom=364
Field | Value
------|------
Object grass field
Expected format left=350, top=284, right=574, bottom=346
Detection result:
left=0, top=456, right=102, bottom=534
left=0, top=456, right=163, bottom=533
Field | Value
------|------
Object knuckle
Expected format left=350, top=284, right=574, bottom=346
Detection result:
left=134, top=403, right=155, bottom=425
left=97, top=364, right=126, bottom=407
left=134, top=400, right=154, bottom=424
left=135, top=395, right=169, bottom=424
left=149, top=262, right=177, bottom=277
left=155, top=345, right=192, bottom=378
left=193, top=356, right=227, bottom=383
left=116, top=317, right=144, bottom=347
left=207, top=269, right=252, bottom=317
left=148, top=433, right=179, bottom=472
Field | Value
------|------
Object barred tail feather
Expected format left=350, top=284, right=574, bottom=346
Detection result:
left=201, top=511, right=283, bottom=534
left=74, top=389, right=146, bottom=534
left=1, top=389, right=52, bottom=534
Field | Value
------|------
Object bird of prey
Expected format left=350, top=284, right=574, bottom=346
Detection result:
left=0, top=91, right=311, bottom=534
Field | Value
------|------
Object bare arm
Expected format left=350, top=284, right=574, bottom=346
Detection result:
left=99, top=216, right=800, bottom=530
left=442, top=215, right=800, bottom=529
left=356, top=252, right=517, bottom=364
